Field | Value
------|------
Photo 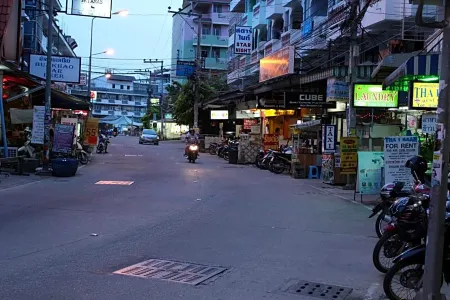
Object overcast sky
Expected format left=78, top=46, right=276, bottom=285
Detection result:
left=59, top=0, right=177, bottom=79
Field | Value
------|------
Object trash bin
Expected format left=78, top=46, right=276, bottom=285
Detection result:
left=228, top=147, right=238, bottom=164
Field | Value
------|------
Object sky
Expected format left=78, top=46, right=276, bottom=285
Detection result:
left=59, top=0, right=178, bottom=80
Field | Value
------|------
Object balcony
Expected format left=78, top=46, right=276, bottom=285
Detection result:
left=93, top=110, right=108, bottom=116
left=202, top=13, right=230, bottom=25
left=282, top=0, right=300, bottom=7
left=252, top=2, right=267, bottom=29
left=230, top=0, right=245, bottom=12
left=204, top=57, right=228, bottom=70
left=266, top=0, right=284, bottom=19
left=193, top=34, right=228, bottom=47
left=289, top=29, right=302, bottom=45
left=93, top=98, right=148, bottom=107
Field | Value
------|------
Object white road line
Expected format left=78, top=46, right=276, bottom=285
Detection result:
left=363, top=283, right=381, bottom=300
left=307, top=184, right=373, bottom=211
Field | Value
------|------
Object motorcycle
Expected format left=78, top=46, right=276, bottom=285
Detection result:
left=75, top=137, right=91, bottom=165
left=18, top=127, right=37, bottom=158
left=187, top=143, right=199, bottom=163
left=269, top=148, right=293, bottom=174
left=96, top=134, right=110, bottom=154
left=223, top=140, right=239, bottom=161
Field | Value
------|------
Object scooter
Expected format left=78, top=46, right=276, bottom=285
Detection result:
left=75, top=136, right=91, bottom=164
left=96, top=134, right=110, bottom=154
left=187, top=143, right=199, bottom=163
left=18, top=127, right=37, bottom=158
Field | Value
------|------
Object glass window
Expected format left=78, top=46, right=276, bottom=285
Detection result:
left=142, top=129, right=157, bottom=135
left=213, top=5, right=223, bottom=13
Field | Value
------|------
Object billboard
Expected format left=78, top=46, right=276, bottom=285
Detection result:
left=29, top=54, right=81, bottom=83
left=70, top=0, right=112, bottom=18
left=234, top=26, right=252, bottom=55
left=176, top=60, right=196, bottom=77
left=353, top=84, right=399, bottom=108
left=259, top=46, right=294, bottom=82
left=411, top=82, right=438, bottom=109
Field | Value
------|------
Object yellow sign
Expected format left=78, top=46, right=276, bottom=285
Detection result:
left=84, top=118, right=99, bottom=145
left=411, top=82, right=439, bottom=108
left=261, top=109, right=295, bottom=117
left=340, top=137, right=358, bottom=175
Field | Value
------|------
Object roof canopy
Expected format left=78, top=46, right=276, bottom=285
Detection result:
left=99, top=116, right=143, bottom=127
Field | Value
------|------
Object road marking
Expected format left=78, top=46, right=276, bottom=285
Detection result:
left=363, top=283, right=381, bottom=300
left=95, top=181, right=134, bottom=185
left=124, top=154, right=143, bottom=157
left=308, top=184, right=373, bottom=211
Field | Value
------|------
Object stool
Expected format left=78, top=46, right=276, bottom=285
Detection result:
left=308, top=166, right=320, bottom=179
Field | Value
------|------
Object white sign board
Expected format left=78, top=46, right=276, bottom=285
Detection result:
left=323, top=125, right=337, bottom=153
left=71, top=0, right=112, bottom=18
left=384, top=136, right=419, bottom=186
left=236, top=110, right=260, bottom=119
left=422, top=113, right=436, bottom=134
left=234, top=26, right=252, bottom=55
left=31, top=106, right=45, bottom=144
left=29, top=54, right=81, bottom=83
left=61, top=117, right=78, bottom=126
left=211, top=110, right=229, bottom=120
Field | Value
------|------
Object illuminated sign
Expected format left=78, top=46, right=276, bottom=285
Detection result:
left=210, top=110, right=229, bottom=120
left=259, top=46, right=294, bottom=82
left=353, top=84, right=398, bottom=108
left=411, top=82, right=438, bottom=109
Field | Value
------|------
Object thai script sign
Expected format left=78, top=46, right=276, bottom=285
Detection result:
left=234, top=26, right=252, bottom=55
left=384, top=136, right=419, bottom=186
left=411, top=82, right=438, bottom=108
left=29, top=54, right=81, bottom=83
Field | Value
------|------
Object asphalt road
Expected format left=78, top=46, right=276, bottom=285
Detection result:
left=0, top=136, right=388, bottom=300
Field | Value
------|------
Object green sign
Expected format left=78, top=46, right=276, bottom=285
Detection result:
left=353, top=84, right=398, bottom=108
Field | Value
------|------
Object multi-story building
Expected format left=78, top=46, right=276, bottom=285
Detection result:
left=22, top=0, right=78, bottom=68
left=171, top=0, right=231, bottom=83
left=71, top=75, right=148, bottom=123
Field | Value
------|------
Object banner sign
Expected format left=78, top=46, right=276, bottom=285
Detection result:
left=29, top=54, right=81, bottom=83
left=422, top=113, right=436, bottom=134
left=52, top=124, right=74, bottom=153
left=384, top=136, right=419, bottom=186
left=263, top=134, right=279, bottom=152
left=84, top=118, right=99, bottom=145
left=411, top=82, right=438, bottom=109
left=322, top=125, right=337, bottom=153
left=353, top=84, right=399, bottom=108
left=71, top=0, right=112, bottom=18
left=357, top=151, right=384, bottom=194
left=234, top=26, right=252, bottom=55
left=326, top=78, right=349, bottom=102
left=340, top=137, right=358, bottom=174
left=31, top=106, right=45, bottom=144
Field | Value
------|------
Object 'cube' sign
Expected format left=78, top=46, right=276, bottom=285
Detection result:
left=234, top=26, right=252, bottom=55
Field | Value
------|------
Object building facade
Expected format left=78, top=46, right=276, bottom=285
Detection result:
left=171, top=0, right=231, bottom=83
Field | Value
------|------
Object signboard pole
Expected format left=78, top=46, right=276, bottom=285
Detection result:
left=87, top=17, right=96, bottom=117
left=419, top=3, right=450, bottom=299
left=194, top=13, right=202, bottom=128
left=39, top=0, right=54, bottom=174
left=160, top=61, right=165, bottom=139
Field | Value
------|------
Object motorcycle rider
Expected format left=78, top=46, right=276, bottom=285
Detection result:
left=184, top=129, right=199, bottom=156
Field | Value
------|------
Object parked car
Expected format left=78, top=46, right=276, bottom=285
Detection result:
left=139, top=129, right=159, bottom=145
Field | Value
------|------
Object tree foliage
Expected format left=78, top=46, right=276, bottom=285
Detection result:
left=167, top=76, right=227, bottom=126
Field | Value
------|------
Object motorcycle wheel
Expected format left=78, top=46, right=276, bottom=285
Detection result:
left=78, top=152, right=89, bottom=165
left=255, top=154, right=264, bottom=168
left=375, top=213, right=389, bottom=239
left=223, top=152, right=229, bottom=161
left=383, top=259, right=426, bottom=300
left=96, top=145, right=103, bottom=154
left=209, top=146, right=216, bottom=155
left=373, top=230, right=405, bottom=273
left=269, top=161, right=286, bottom=174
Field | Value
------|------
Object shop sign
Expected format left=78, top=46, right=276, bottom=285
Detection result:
left=384, top=136, right=419, bottom=186
left=422, top=113, right=436, bottom=134
left=70, top=0, right=112, bottom=18
left=61, top=117, right=78, bottom=126
left=353, top=84, right=398, bottom=108
left=411, top=82, right=438, bottom=109
left=322, top=125, right=337, bottom=153
left=211, top=110, right=229, bottom=120
left=259, top=46, right=294, bottom=82
left=52, top=124, right=74, bottom=154
left=176, top=60, right=196, bottom=77
left=29, top=54, right=81, bottom=84
left=261, top=109, right=295, bottom=117
left=285, top=92, right=334, bottom=109
left=357, top=152, right=384, bottom=194
left=326, top=78, right=349, bottom=102
left=84, top=118, right=99, bottom=145
left=340, top=137, right=358, bottom=174
left=243, top=119, right=258, bottom=130
left=263, top=134, right=279, bottom=151
left=31, top=106, right=45, bottom=144
left=73, top=110, right=88, bottom=116
left=234, top=26, right=252, bottom=55
left=236, top=110, right=260, bottom=119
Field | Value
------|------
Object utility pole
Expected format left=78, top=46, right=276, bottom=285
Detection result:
left=168, top=6, right=202, bottom=129
left=414, top=0, right=449, bottom=299
left=143, top=59, right=164, bottom=139
left=41, top=0, right=54, bottom=174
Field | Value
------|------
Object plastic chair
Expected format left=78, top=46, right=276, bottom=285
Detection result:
left=308, top=166, right=320, bottom=179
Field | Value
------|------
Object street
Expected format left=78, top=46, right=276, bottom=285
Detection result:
left=0, top=136, right=385, bottom=300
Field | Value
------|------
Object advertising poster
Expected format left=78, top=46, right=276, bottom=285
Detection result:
left=31, top=106, right=45, bottom=144
left=52, top=124, right=74, bottom=154
left=263, top=134, right=279, bottom=152
left=357, top=152, right=385, bottom=194
left=340, top=137, right=358, bottom=174
left=84, top=118, right=99, bottom=146
left=384, top=136, right=419, bottom=185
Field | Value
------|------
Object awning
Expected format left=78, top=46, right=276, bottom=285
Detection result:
left=32, top=89, right=90, bottom=110
left=371, top=52, right=419, bottom=79
left=383, top=53, right=441, bottom=88
left=99, top=115, right=143, bottom=127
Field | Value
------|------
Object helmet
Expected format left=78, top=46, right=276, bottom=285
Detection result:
left=390, top=196, right=427, bottom=241
left=405, top=155, right=428, bottom=182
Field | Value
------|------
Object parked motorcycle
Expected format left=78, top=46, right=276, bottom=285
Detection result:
left=75, top=137, right=90, bottom=165
left=187, top=143, right=199, bottom=163
left=209, top=142, right=219, bottom=155
left=96, top=134, right=110, bottom=154
left=269, top=148, right=293, bottom=174
left=18, top=127, right=37, bottom=158
left=223, top=140, right=239, bottom=161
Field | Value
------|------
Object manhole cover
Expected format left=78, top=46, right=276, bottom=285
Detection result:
left=113, top=259, right=227, bottom=285
left=284, top=280, right=352, bottom=300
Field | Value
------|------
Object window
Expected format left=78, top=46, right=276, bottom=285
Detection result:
left=213, top=25, right=221, bottom=36
left=120, top=85, right=124, bottom=89
left=143, top=129, right=157, bottom=135
left=201, top=47, right=209, bottom=58
left=202, top=24, right=211, bottom=35
left=127, top=86, right=130, bottom=90
left=213, top=5, right=223, bottom=13
left=212, top=48, right=221, bottom=58
left=112, top=84, right=116, bottom=88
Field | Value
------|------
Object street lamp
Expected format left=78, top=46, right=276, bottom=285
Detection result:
left=87, top=10, right=128, bottom=103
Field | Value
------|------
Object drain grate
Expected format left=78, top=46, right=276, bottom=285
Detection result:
left=285, top=280, right=352, bottom=300
left=113, top=259, right=227, bottom=285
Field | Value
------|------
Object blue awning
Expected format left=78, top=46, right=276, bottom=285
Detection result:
left=383, top=53, right=441, bottom=88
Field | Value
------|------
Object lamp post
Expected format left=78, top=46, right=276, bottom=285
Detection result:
left=86, top=10, right=127, bottom=102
